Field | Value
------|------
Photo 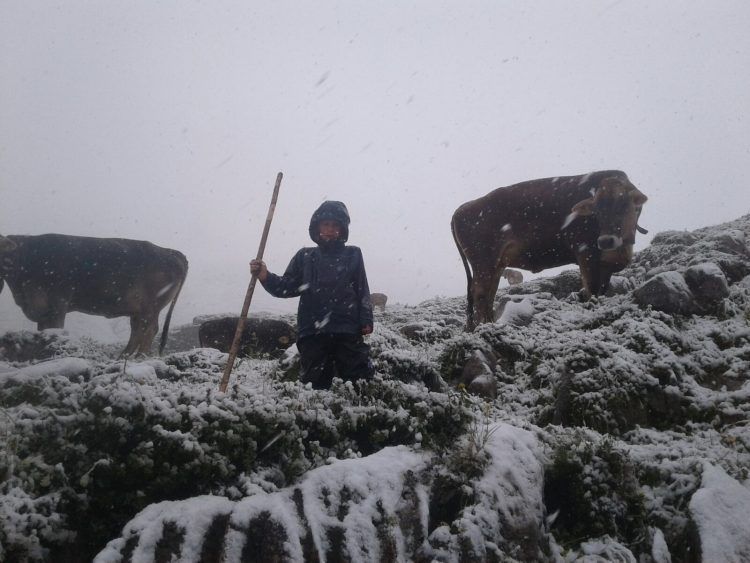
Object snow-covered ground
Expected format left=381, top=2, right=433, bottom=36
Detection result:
left=1, top=214, right=749, bottom=562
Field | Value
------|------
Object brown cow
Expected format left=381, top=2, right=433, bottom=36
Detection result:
left=451, top=170, right=647, bottom=330
left=0, top=233, right=188, bottom=356
left=370, top=292, right=388, bottom=311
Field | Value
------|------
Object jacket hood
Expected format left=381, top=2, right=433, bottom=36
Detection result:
left=309, top=201, right=350, bottom=244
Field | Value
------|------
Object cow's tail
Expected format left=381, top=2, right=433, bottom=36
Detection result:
left=451, top=215, right=474, bottom=331
left=159, top=256, right=188, bottom=356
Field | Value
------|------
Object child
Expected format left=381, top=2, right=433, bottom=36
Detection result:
left=250, top=200, right=374, bottom=389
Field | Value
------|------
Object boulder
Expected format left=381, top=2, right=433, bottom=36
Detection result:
left=495, top=297, right=534, bottom=326
left=684, top=262, right=730, bottom=304
left=633, top=271, right=700, bottom=315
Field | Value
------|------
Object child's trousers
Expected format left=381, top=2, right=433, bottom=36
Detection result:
left=297, top=333, right=374, bottom=389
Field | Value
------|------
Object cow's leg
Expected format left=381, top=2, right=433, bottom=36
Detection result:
left=576, top=254, right=599, bottom=300
left=121, top=314, right=158, bottom=357
left=137, top=315, right=160, bottom=356
left=580, top=259, right=616, bottom=298
left=470, top=275, right=491, bottom=328
left=487, top=267, right=504, bottom=321
left=120, top=318, right=141, bottom=357
left=465, top=282, right=477, bottom=331
left=592, top=268, right=614, bottom=296
left=471, top=266, right=503, bottom=327
left=37, top=315, right=65, bottom=331
left=134, top=313, right=159, bottom=356
left=36, top=302, right=67, bottom=330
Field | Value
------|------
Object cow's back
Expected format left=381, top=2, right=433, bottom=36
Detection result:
left=6, top=234, right=188, bottom=316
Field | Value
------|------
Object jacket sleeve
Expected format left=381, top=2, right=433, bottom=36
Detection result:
left=260, top=249, right=306, bottom=298
left=355, top=248, right=374, bottom=328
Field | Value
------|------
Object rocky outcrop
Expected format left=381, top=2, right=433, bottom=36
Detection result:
left=633, top=271, right=702, bottom=314
left=633, top=262, right=730, bottom=315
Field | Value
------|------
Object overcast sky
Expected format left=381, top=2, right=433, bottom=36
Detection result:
left=2, top=1, right=749, bottom=336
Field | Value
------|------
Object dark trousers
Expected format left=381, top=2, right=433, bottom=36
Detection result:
left=297, top=333, right=374, bottom=389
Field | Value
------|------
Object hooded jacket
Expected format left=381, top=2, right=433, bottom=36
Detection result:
left=260, top=201, right=373, bottom=338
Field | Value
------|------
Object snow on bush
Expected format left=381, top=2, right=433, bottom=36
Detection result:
left=0, top=348, right=470, bottom=560
left=1, top=214, right=749, bottom=561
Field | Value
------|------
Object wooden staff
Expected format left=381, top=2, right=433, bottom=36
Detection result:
left=219, top=171, right=283, bottom=392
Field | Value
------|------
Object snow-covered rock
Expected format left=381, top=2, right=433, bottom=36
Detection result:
left=688, top=463, right=750, bottom=563
left=633, top=271, right=700, bottom=314
left=684, top=261, right=730, bottom=304
left=495, top=296, right=535, bottom=326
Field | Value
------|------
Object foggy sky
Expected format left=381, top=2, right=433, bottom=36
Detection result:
left=2, top=1, right=749, bottom=338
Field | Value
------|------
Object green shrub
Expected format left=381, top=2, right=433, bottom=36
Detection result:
left=543, top=433, right=648, bottom=551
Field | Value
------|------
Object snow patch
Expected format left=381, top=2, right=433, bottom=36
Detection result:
left=689, top=463, right=750, bottom=562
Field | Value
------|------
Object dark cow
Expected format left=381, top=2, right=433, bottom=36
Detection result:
left=0, top=233, right=188, bottom=356
left=451, top=170, right=648, bottom=330
left=198, top=316, right=296, bottom=358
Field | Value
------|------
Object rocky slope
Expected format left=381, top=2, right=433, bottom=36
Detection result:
left=1, top=215, right=749, bottom=562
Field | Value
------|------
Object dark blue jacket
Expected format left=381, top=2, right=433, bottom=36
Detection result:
left=260, top=201, right=374, bottom=338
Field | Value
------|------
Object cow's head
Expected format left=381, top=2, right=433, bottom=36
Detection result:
left=571, top=176, right=648, bottom=252
left=0, top=235, right=16, bottom=254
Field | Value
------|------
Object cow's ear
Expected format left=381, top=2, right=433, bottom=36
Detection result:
left=630, top=189, right=648, bottom=206
left=571, top=198, right=595, bottom=216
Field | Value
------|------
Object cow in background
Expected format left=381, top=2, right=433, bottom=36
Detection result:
left=502, top=268, right=524, bottom=286
left=370, top=292, right=388, bottom=311
left=198, top=315, right=296, bottom=358
left=451, top=170, right=648, bottom=330
left=0, top=233, right=188, bottom=356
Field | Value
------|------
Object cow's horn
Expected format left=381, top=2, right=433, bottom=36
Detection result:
left=636, top=224, right=649, bottom=235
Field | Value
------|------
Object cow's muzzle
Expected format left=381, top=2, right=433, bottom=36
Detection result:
left=597, top=235, right=623, bottom=251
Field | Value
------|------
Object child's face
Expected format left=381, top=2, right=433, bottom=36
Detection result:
left=319, top=220, right=342, bottom=241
